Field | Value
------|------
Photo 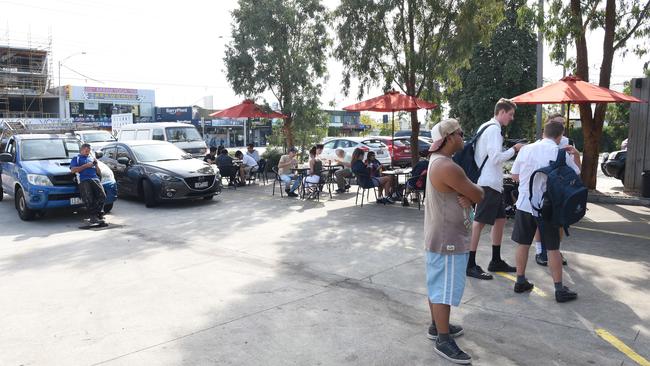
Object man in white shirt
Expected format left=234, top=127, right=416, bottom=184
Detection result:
left=510, top=121, right=581, bottom=303
left=246, top=143, right=261, bottom=162
left=235, top=150, right=258, bottom=180
left=467, top=98, right=526, bottom=280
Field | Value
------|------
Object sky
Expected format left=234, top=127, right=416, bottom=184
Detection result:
left=1, top=0, right=647, bottom=117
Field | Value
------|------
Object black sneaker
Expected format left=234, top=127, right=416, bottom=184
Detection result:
left=535, top=252, right=548, bottom=266
left=287, top=191, right=299, bottom=197
left=561, top=253, right=568, bottom=266
left=555, top=286, right=578, bottom=303
left=514, top=280, right=534, bottom=293
left=427, top=323, right=464, bottom=340
left=466, top=265, right=493, bottom=280
left=345, top=184, right=351, bottom=190
left=285, top=188, right=291, bottom=194
left=335, top=188, right=346, bottom=194
left=488, top=259, right=516, bottom=272
left=434, top=338, right=472, bottom=364
left=376, top=197, right=387, bottom=204
left=88, top=217, right=100, bottom=225
left=385, top=196, right=395, bottom=204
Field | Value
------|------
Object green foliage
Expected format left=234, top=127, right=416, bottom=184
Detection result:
left=224, top=0, right=330, bottom=146
left=605, top=83, right=631, bottom=124
left=447, top=0, right=537, bottom=139
left=569, top=124, right=628, bottom=153
left=360, top=114, right=391, bottom=136
left=261, top=147, right=284, bottom=168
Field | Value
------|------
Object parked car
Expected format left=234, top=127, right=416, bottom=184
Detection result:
left=99, top=140, right=221, bottom=207
left=393, top=129, right=432, bottom=139
left=372, top=137, right=412, bottom=166
left=0, top=134, right=117, bottom=220
left=116, top=122, right=208, bottom=158
left=601, top=150, right=626, bottom=183
left=320, top=137, right=391, bottom=166
left=75, top=129, right=117, bottom=152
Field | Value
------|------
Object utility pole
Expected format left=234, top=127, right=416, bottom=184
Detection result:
left=535, top=0, right=544, bottom=139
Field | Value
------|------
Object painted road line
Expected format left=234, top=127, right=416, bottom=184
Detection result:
left=573, top=226, right=650, bottom=241
left=494, top=272, right=548, bottom=297
left=595, top=328, right=650, bottom=366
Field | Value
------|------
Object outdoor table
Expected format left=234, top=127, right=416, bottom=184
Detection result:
left=291, top=166, right=311, bottom=198
left=320, top=163, right=343, bottom=198
left=382, top=167, right=412, bottom=198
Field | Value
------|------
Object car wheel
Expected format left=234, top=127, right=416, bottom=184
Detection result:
left=203, top=195, right=214, bottom=200
left=103, top=203, right=113, bottom=213
left=15, top=188, right=36, bottom=221
left=142, top=180, right=158, bottom=208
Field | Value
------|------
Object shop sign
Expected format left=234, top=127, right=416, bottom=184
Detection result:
left=210, top=119, right=244, bottom=127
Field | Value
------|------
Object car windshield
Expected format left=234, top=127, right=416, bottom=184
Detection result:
left=165, top=127, right=202, bottom=142
left=362, top=139, right=386, bottom=148
left=82, top=132, right=115, bottom=143
left=21, top=139, right=80, bottom=161
left=131, top=144, right=188, bottom=162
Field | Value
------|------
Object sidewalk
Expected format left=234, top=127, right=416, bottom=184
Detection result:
left=590, top=174, right=650, bottom=206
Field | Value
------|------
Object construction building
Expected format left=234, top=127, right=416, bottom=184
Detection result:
left=0, top=36, right=59, bottom=120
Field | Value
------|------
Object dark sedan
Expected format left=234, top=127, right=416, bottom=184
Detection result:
left=601, top=150, right=626, bottom=183
left=99, top=141, right=221, bottom=207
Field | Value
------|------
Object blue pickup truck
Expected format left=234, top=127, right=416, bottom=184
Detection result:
left=0, top=134, right=118, bottom=220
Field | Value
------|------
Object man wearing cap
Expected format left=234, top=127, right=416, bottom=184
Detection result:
left=467, top=98, right=526, bottom=280
left=277, top=147, right=301, bottom=197
left=425, top=119, right=484, bottom=364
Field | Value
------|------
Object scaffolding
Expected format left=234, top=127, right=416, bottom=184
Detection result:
left=0, top=31, right=58, bottom=119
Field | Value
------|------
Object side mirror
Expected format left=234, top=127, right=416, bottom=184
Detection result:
left=0, top=152, right=14, bottom=163
left=601, top=153, right=609, bottom=162
left=94, top=151, right=104, bottom=159
left=117, top=157, right=130, bottom=165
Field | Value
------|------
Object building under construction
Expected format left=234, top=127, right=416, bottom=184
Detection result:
left=0, top=36, right=59, bottom=119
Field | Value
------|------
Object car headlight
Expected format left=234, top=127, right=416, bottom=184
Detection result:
left=211, top=165, right=220, bottom=175
left=27, top=174, right=53, bottom=186
left=153, top=172, right=182, bottom=182
left=98, top=161, right=115, bottom=183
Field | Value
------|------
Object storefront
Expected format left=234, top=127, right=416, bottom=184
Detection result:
left=201, top=118, right=273, bottom=148
left=61, top=85, right=155, bottom=126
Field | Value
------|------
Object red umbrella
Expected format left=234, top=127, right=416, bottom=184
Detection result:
left=343, top=90, right=437, bottom=156
left=209, top=99, right=286, bottom=146
left=511, top=75, right=644, bottom=130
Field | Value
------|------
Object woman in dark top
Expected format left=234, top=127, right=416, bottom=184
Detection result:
left=305, top=146, right=323, bottom=186
left=351, top=148, right=394, bottom=204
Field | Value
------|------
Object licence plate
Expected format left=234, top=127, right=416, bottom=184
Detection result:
left=70, top=197, right=83, bottom=205
left=377, top=149, right=385, bottom=155
left=195, top=181, right=209, bottom=188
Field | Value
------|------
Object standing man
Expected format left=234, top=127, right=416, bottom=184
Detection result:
left=277, top=147, right=301, bottom=197
left=70, top=144, right=106, bottom=225
left=467, top=98, right=525, bottom=280
left=425, top=119, right=484, bottom=364
left=510, top=121, right=580, bottom=302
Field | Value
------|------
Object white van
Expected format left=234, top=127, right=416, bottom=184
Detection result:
left=116, top=122, right=207, bottom=158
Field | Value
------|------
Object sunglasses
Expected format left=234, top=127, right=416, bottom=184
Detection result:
left=452, top=130, right=464, bottom=138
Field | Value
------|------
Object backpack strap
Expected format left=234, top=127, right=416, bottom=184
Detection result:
left=528, top=166, right=553, bottom=214
left=554, top=148, right=566, bottom=167
left=473, top=124, right=493, bottom=173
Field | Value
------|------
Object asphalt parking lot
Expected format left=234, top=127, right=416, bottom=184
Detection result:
left=1, top=183, right=649, bottom=366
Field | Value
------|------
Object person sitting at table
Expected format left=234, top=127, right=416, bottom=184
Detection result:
left=277, top=147, right=301, bottom=197
left=216, top=148, right=238, bottom=187
left=316, top=143, right=324, bottom=159
left=334, top=148, right=352, bottom=193
left=235, top=150, right=258, bottom=180
left=365, top=151, right=383, bottom=177
left=246, top=143, right=261, bottom=163
left=305, top=146, right=323, bottom=187
left=351, top=147, right=394, bottom=204
left=204, top=146, right=217, bottom=164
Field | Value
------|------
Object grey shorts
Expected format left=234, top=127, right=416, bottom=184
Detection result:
left=511, top=210, right=561, bottom=250
left=474, top=186, right=505, bottom=225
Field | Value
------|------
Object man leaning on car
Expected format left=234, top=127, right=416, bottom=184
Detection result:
left=70, top=143, right=106, bottom=224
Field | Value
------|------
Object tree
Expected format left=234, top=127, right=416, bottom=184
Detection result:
left=448, top=0, right=537, bottom=140
left=544, top=0, right=650, bottom=189
left=334, top=0, right=501, bottom=166
left=360, top=113, right=391, bottom=136
left=224, top=0, right=330, bottom=148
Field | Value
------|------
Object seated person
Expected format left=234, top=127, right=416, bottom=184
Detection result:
left=333, top=148, right=352, bottom=193
left=235, top=150, right=258, bottom=180
left=351, top=147, right=394, bottom=204
left=246, top=143, right=261, bottom=163
left=305, top=146, right=323, bottom=187
left=204, top=146, right=217, bottom=164
left=365, top=151, right=383, bottom=177
left=216, top=149, right=237, bottom=186
left=277, top=147, right=301, bottom=197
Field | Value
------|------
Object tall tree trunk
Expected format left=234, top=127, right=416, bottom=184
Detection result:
left=410, top=110, right=419, bottom=166
left=284, top=116, right=294, bottom=148
left=406, top=0, right=420, bottom=167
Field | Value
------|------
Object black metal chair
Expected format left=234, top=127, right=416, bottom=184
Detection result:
left=254, top=159, right=268, bottom=184
left=354, top=175, right=377, bottom=207
left=271, top=166, right=284, bottom=197
left=404, top=174, right=426, bottom=210
left=219, top=165, right=239, bottom=190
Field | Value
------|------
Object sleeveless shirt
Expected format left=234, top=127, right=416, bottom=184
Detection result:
left=424, top=153, right=471, bottom=254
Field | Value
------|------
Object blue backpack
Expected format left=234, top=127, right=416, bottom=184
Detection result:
left=528, top=149, right=588, bottom=235
left=452, top=124, right=491, bottom=183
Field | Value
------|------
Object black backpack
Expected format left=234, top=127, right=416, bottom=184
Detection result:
left=529, top=149, right=588, bottom=235
left=452, top=124, right=492, bottom=183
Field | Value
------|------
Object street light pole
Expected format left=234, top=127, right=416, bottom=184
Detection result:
left=58, top=52, right=86, bottom=120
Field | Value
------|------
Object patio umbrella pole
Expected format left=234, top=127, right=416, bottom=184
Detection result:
left=391, top=111, right=395, bottom=166
left=566, top=102, right=570, bottom=135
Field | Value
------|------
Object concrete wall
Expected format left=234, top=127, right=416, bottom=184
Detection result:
left=626, top=77, right=650, bottom=191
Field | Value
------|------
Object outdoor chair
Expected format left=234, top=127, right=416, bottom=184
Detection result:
left=404, top=173, right=426, bottom=210
left=255, top=159, right=268, bottom=184
left=271, top=166, right=284, bottom=197
left=354, top=175, right=377, bottom=207
left=218, top=165, right=239, bottom=190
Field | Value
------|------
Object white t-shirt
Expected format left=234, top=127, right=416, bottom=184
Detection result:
left=511, top=138, right=580, bottom=216
left=474, top=119, right=516, bottom=192
left=246, top=150, right=261, bottom=162
left=241, top=154, right=258, bottom=168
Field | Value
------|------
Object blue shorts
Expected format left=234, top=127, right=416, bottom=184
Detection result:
left=425, top=251, right=469, bottom=306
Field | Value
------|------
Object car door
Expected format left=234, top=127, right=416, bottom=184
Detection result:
left=1, top=138, right=18, bottom=195
left=114, top=145, right=137, bottom=196
left=321, top=140, right=337, bottom=160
